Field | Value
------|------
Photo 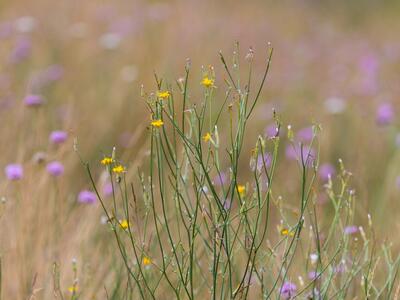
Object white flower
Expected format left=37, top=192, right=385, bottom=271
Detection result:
left=100, top=215, right=108, bottom=224
left=15, top=16, right=36, bottom=33
left=99, top=33, right=122, bottom=50
left=310, top=253, right=318, bottom=264
left=324, top=96, right=346, bottom=114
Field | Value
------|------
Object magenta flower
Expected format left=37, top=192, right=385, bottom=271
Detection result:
left=49, top=130, right=68, bottom=145
left=280, top=281, right=297, bottom=299
left=5, top=163, right=23, bottom=180
left=78, top=190, right=97, bottom=204
left=24, top=94, right=43, bottom=107
left=319, top=163, right=336, bottom=181
left=344, top=225, right=358, bottom=235
left=376, top=103, right=394, bottom=126
left=46, top=161, right=64, bottom=177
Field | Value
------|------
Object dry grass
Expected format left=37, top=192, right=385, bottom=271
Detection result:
left=0, top=0, right=400, bottom=298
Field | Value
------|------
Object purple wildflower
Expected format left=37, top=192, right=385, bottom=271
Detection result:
left=359, top=54, right=379, bottom=77
left=102, top=182, right=113, bottom=197
left=213, top=172, right=228, bottom=186
left=333, top=262, right=346, bottom=274
left=49, top=130, right=68, bottom=145
left=308, top=271, right=320, bottom=280
left=5, top=164, right=23, bottom=180
left=46, top=161, right=64, bottom=177
left=78, top=190, right=97, bottom=204
left=286, top=144, right=315, bottom=167
left=376, top=103, right=394, bottom=126
left=280, top=281, right=297, bottom=299
left=296, top=126, right=313, bottom=142
left=10, top=37, right=31, bottom=64
left=32, top=65, right=64, bottom=89
left=319, top=163, right=336, bottom=181
left=358, top=54, right=379, bottom=96
left=45, top=64, right=64, bottom=82
left=252, top=152, right=272, bottom=172
left=344, top=225, right=358, bottom=235
left=24, top=94, right=43, bottom=107
left=221, top=198, right=231, bottom=211
left=265, top=124, right=279, bottom=138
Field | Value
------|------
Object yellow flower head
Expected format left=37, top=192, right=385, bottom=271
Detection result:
left=157, top=90, right=170, bottom=100
left=281, top=228, right=294, bottom=237
left=201, top=76, right=214, bottom=88
left=151, top=119, right=164, bottom=128
left=237, top=185, right=246, bottom=197
left=142, top=256, right=152, bottom=266
left=119, top=219, right=129, bottom=230
left=202, top=132, right=212, bottom=142
left=101, top=157, right=114, bottom=165
left=112, top=165, right=125, bottom=174
left=68, top=286, right=78, bottom=293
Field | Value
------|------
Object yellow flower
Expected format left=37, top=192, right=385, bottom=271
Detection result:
left=151, top=119, right=164, bottom=128
left=237, top=185, right=246, bottom=197
left=101, top=157, right=114, bottom=165
left=142, top=256, right=152, bottom=266
left=112, top=165, right=125, bottom=174
left=119, top=219, right=129, bottom=230
left=281, top=228, right=295, bottom=237
left=68, top=286, right=78, bottom=293
left=202, top=132, right=211, bottom=142
left=201, top=76, right=214, bottom=87
left=157, top=90, right=170, bottom=99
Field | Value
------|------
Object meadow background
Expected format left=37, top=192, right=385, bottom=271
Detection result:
left=1, top=0, right=400, bottom=298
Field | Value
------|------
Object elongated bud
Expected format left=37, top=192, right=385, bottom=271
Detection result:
left=287, top=125, right=294, bottom=141
left=214, top=125, right=220, bottom=148
left=140, top=84, right=145, bottom=97
left=112, top=147, right=116, bottom=161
